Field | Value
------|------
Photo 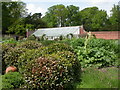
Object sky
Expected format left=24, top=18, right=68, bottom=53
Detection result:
left=12, top=0, right=120, bottom=17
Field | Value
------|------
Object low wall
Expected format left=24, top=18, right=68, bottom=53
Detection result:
left=80, top=27, right=120, bottom=39
left=91, top=31, right=120, bottom=39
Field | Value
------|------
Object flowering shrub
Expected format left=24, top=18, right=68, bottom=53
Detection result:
left=18, top=43, right=81, bottom=89
left=22, top=54, right=80, bottom=89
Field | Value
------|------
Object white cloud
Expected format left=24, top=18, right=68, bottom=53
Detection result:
left=87, top=0, right=117, bottom=4
left=26, top=4, right=46, bottom=16
left=12, top=0, right=119, bottom=16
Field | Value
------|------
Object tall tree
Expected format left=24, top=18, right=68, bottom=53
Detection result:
left=42, top=4, right=68, bottom=27
left=2, top=1, right=27, bottom=34
left=109, top=4, right=120, bottom=30
left=65, top=5, right=80, bottom=26
left=25, top=13, right=47, bottom=29
left=79, top=7, right=108, bottom=31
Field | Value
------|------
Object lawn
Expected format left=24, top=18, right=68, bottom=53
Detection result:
left=76, top=67, right=118, bottom=88
left=0, top=75, right=2, bottom=89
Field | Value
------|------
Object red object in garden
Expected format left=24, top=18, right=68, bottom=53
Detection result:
left=5, top=66, right=17, bottom=73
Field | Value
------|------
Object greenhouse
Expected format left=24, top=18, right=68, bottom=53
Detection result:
left=32, top=26, right=85, bottom=40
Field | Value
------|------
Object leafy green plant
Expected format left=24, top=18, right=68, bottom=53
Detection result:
left=3, top=38, right=17, bottom=44
left=89, top=39, right=118, bottom=53
left=54, top=51, right=81, bottom=81
left=2, top=72, right=24, bottom=89
left=73, top=38, right=118, bottom=68
left=2, top=43, right=16, bottom=55
left=18, top=43, right=81, bottom=89
left=76, top=47, right=117, bottom=68
left=70, top=38, right=85, bottom=49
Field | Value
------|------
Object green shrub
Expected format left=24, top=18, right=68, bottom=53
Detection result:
left=16, top=40, right=42, bottom=49
left=2, top=43, right=16, bottom=55
left=2, top=43, right=17, bottom=74
left=70, top=38, right=118, bottom=53
left=2, top=72, right=24, bottom=89
left=54, top=51, right=81, bottom=81
left=18, top=49, right=43, bottom=73
left=21, top=53, right=80, bottom=89
left=76, top=47, right=117, bottom=68
left=18, top=44, right=81, bottom=89
left=18, top=43, right=74, bottom=73
left=3, top=47, right=28, bottom=68
left=3, top=38, right=17, bottom=44
left=72, top=38, right=118, bottom=68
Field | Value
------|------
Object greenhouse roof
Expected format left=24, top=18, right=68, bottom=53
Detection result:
left=33, top=26, right=81, bottom=37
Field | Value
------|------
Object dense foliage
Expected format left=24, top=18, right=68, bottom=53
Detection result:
left=17, top=43, right=80, bottom=89
left=76, top=47, right=117, bottom=68
left=72, top=38, right=118, bottom=68
left=2, top=72, right=24, bottom=89
left=18, top=43, right=76, bottom=73
left=2, top=1, right=27, bottom=34
left=3, top=47, right=28, bottom=67
left=42, top=4, right=120, bottom=31
left=22, top=54, right=80, bottom=89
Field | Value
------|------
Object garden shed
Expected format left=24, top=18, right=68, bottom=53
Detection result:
left=32, top=25, right=85, bottom=40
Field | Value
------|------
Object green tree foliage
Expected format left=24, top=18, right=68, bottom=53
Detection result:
left=2, top=1, right=27, bottom=34
left=109, top=4, right=120, bottom=30
left=43, top=5, right=108, bottom=31
left=95, top=4, right=120, bottom=31
left=7, top=12, right=48, bottom=35
left=65, top=5, right=81, bottom=26
left=42, top=4, right=81, bottom=27
left=79, top=7, right=108, bottom=31
left=25, top=13, right=48, bottom=29
left=42, top=4, right=68, bottom=27
left=7, top=18, right=34, bottom=36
